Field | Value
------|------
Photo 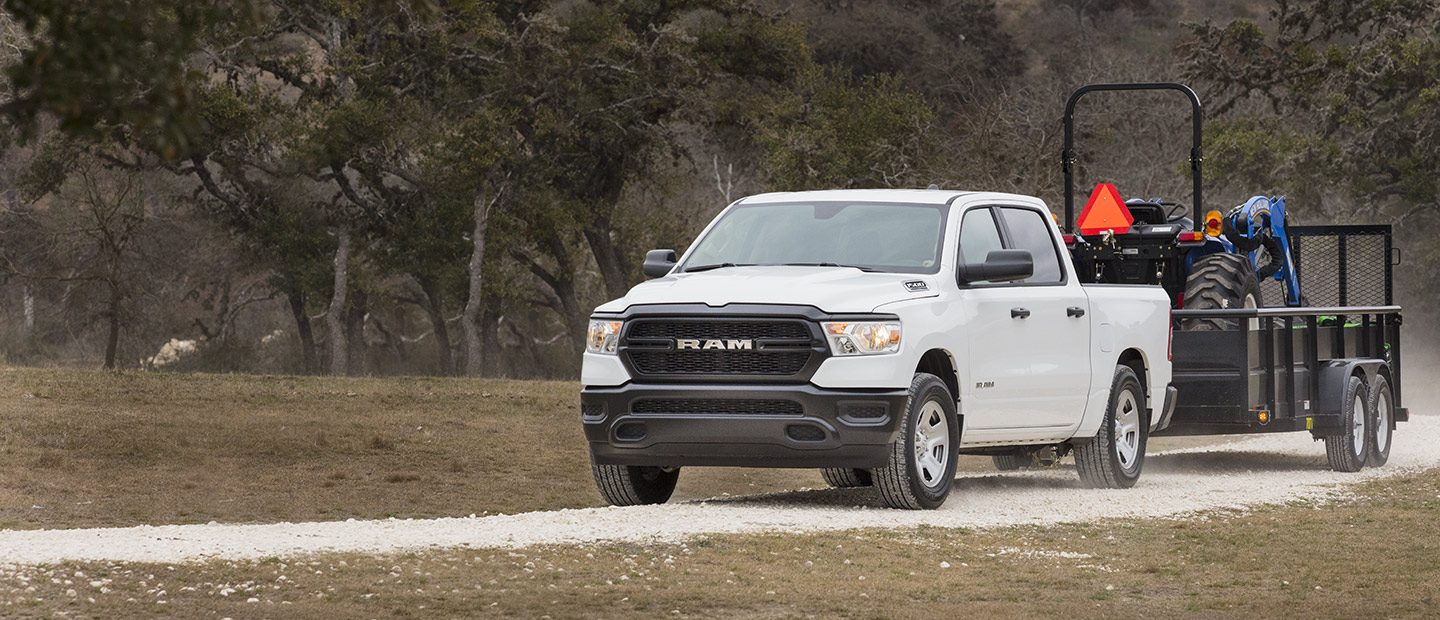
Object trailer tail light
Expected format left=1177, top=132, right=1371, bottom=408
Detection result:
left=1062, top=234, right=1077, bottom=247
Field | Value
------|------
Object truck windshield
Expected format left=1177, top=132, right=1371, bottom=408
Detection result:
left=681, top=202, right=948, bottom=274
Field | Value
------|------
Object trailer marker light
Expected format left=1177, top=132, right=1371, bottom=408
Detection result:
left=1257, top=410, right=1270, bottom=425
left=1076, top=183, right=1134, bottom=235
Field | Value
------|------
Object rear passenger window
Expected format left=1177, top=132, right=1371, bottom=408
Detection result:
left=958, top=208, right=1003, bottom=266
left=998, top=207, right=1064, bottom=284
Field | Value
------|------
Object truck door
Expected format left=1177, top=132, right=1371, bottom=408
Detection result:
left=959, top=205, right=1091, bottom=434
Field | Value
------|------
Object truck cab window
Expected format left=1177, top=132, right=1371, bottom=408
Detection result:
left=998, top=207, right=1064, bottom=284
left=958, top=208, right=1003, bottom=267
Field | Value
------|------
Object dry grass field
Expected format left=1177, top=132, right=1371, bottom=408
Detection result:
left=0, top=366, right=822, bottom=530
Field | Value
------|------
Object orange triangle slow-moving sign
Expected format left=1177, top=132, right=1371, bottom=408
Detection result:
left=1077, top=183, right=1134, bottom=235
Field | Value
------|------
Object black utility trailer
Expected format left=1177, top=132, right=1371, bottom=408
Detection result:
left=1161, top=224, right=1406, bottom=471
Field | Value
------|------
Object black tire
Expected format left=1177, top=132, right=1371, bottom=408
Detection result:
left=820, top=468, right=873, bottom=488
left=1324, top=375, right=1369, bottom=473
left=1075, top=366, right=1148, bottom=489
left=874, top=373, right=958, bottom=510
left=1182, top=253, right=1262, bottom=331
left=1367, top=375, right=1394, bottom=468
left=592, top=462, right=680, bottom=506
left=992, top=454, right=1027, bottom=471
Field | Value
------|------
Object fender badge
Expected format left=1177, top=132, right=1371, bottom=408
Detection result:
left=904, top=280, right=928, bottom=292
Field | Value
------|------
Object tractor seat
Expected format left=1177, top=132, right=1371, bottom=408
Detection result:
left=1123, top=200, right=1170, bottom=226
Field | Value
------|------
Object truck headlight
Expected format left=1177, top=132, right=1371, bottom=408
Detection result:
left=823, top=321, right=901, bottom=356
left=586, top=320, right=623, bottom=355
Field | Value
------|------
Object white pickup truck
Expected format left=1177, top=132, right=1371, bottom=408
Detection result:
left=581, top=189, right=1175, bottom=509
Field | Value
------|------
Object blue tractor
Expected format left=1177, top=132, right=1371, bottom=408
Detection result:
left=1061, top=83, right=1302, bottom=325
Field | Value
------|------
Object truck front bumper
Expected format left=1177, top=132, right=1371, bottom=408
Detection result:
left=582, top=383, right=910, bottom=468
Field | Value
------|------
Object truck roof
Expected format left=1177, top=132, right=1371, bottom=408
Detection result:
left=738, top=188, right=1039, bottom=206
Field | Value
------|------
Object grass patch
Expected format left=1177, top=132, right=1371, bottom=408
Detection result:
left=0, top=367, right=824, bottom=529
left=3, top=471, right=1437, bottom=618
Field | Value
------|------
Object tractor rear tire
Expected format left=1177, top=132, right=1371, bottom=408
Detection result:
left=1183, top=253, right=1262, bottom=331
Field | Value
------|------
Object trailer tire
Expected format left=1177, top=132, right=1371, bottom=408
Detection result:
left=592, top=462, right=680, bottom=506
left=1075, top=365, right=1147, bottom=489
left=1324, top=375, right=1369, bottom=473
left=992, top=454, right=1027, bottom=471
left=820, top=468, right=873, bottom=488
left=873, top=373, right=958, bottom=510
left=1367, top=375, right=1394, bottom=468
left=1182, top=253, right=1262, bottom=331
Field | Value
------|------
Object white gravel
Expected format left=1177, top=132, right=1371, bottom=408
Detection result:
left=2, top=415, right=1436, bottom=566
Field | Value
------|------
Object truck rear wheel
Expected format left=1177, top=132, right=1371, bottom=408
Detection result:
left=820, top=468, right=873, bottom=488
left=873, top=373, right=958, bottom=510
left=992, top=454, right=1028, bottom=471
left=1368, top=375, right=1394, bottom=467
left=1324, top=375, right=1368, bottom=473
left=1183, top=253, right=1262, bottom=331
left=592, top=463, right=680, bottom=506
left=1074, top=365, right=1147, bottom=489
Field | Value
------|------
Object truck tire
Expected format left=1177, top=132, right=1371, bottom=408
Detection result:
left=992, top=454, right=1027, bottom=471
left=1182, top=253, right=1262, bottom=331
left=1367, top=375, right=1393, bottom=468
left=592, top=463, right=680, bottom=506
left=1074, top=365, right=1147, bottom=489
left=873, top=373, right=958, bottom=510
left=820, top=468, right=873, bottom=488
left=1324, top=375, right=1369, bottom=473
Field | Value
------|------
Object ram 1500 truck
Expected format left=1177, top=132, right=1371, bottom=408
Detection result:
left=581, top=189, right=1174, bottom=509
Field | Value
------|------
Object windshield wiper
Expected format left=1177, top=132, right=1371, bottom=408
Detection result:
left=685, top=262, right=753, bottom=273
left=779, top=262, right=883, bottom=273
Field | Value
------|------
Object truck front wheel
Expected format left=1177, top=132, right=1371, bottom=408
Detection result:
left=1075, top=365, right=1147, bottom=489
left=873, top=373, right=958, bottom=510
left=591, top=463, right=680, bottom=506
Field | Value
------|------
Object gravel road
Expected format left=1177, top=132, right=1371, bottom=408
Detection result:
left=2, top=415, right=1435, bottom=566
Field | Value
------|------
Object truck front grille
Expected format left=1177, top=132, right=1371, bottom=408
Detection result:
left=621, top=318, right=822, bottom=381
left=631, top=398, right=803, bottom=416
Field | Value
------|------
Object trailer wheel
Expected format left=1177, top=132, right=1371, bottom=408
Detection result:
left=992, top=454, right=1028, bottom=471
left=1074, top=365, right=1147, bottom=489
left=1367, top=375, right=1394, bottom=467
left=592, top=462, right=680, bottom=506
left=1324, top=375, right=1369, bottom=473
left=820, top=468, right=873, bottom=488
left=873, top=373, right=958, bottom=510
left=1182, top=253, right=1262, bottom=331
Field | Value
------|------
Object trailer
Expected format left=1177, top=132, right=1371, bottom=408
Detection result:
left=1061, top=83, right=1407, bottom=471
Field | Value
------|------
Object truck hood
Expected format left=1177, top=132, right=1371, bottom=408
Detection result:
left=594, top=266, right=939, bottom=314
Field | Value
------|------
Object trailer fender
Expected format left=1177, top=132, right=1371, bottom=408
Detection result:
left=1311, top=359, right=1387, bottom=434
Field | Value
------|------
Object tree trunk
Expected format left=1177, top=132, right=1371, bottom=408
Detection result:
left=461, top=191, right=493, bottom=376
left=415, top=274, right=454, bottom=376
left=326, top=227, right=352, bottom=376
left=103, top=283, right=121, bottom=370
left=583, top=219, right=632, bottom=301
left=21, top=284, right=34, bottom=337
left=346, top=288, right=369, bottom=376
left=285, top=282, right=318, bottom=374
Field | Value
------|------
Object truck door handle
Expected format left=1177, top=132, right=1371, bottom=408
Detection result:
left=1067, top=306, right=1086, bottom=318
left=1011, top=307, right=1030, bottom=319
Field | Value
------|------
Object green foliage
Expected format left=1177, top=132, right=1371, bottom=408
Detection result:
left=755, top=67, right=936, bottom=190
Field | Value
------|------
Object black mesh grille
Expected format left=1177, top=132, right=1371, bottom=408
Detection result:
left=786, top=424, right=827, bottom=442
left=580, top=402, right=605, bottom=418
left=628, top=350, right=811, bottom=375
left=632, top=399, right=802, bottom=416
left=1287, top=227, right=1391, bottom=307
left=840, top=404, right=888, bottom=419
left=628, top=320, right=810, bottom=341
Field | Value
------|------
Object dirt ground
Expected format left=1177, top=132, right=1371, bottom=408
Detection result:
left=2, top=471, right=1436, bottom=618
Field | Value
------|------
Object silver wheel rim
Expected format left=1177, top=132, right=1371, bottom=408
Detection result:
left=1351, top=392, right=1367, bottom=457
left=1375, top=389, right=1391, bottom=453
left=1114, top=389, right=1141, bottom=470
left=1244, top=293, right=1259, bottom=331
left=913, top=400, right=950, bottom=489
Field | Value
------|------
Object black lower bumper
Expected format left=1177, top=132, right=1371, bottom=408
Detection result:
left=582, top=383, right=909, bottom=468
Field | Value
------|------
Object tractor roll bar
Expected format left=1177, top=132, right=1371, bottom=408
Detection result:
left=1062, top=82, right=1204, bottom=233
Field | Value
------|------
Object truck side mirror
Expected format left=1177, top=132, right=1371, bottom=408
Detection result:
left=642, top=249, right=678, bottom=278
left=959, top=249, right=1033, bottom=284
